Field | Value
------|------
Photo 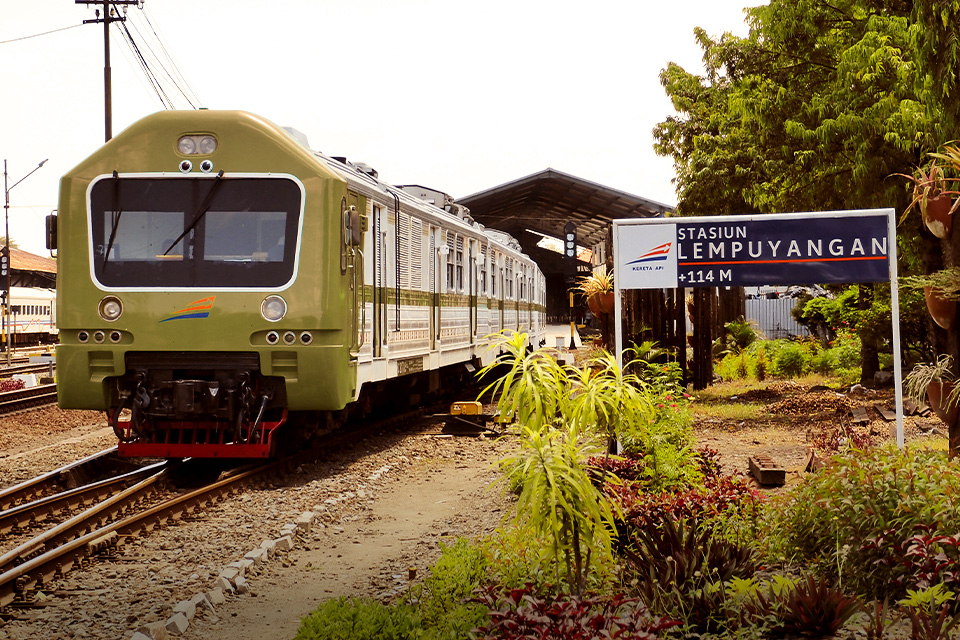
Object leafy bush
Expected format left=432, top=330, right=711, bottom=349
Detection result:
left=472, top=585, right=679, bottom=639
left=409, top=537, right=491, bottom=637
left=622, top=514, right=756, bottom=633
left=761, top=445, right=960, bottom=600
left=728, top=575, right=862, bottom=636
left=498, top=424, right=617, bottom=594
left=864, top=526, right=960, bottom=609
left=830, top=328, right=862, bottom=369
left=716, top=351, right=751, bottom=381
left=772, top=342, right=807, bottom=378
left=610, top=471, right=764, bottom=551
left=899, top=583, right=960, bottom=640
left=293, top=597, right=422, bottom=640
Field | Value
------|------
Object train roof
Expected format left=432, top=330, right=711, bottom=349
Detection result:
left=282, top=127, right=530, bottom=260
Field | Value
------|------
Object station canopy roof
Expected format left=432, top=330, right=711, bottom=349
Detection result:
left=9, top=248, right=56, bottom=288
left=456, top=168, right=674, bottom=250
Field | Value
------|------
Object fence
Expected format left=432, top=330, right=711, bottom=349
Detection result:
left=745, top=297, right=810, bottom=340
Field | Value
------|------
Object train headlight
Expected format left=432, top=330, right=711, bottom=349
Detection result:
left=98, top=296, right=123, bottom=322
left=261, top=295, right=286, bottom=322
left=177, top=134, right=218, bottom=155
left=177, top=136, right=197, bottom=155
left=198, top=135, right=218, bottom=154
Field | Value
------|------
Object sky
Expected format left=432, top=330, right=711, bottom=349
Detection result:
left=1, top=1, right=755, bottom=258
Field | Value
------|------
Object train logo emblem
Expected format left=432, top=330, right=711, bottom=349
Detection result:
left=159, top=296, right=216, bottom=322
left=625, top=242, right=672, bottom=267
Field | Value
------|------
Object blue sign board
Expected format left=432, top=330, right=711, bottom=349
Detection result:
left=616, top=211, right=892, bottom=289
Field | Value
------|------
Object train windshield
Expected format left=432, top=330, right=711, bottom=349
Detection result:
left=89, top=176, right=301, bottom=288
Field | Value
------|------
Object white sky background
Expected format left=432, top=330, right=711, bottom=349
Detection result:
left=1, top=0, right=753, bottom=257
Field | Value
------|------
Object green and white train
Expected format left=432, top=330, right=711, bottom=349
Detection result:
left=52, top=110, right=544, bottom=458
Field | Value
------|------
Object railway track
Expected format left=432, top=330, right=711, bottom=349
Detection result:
left=0, top=384, right=57, bottom=415
left=0, top=459, right=269, bottom=610
left=0, top=447, right=124, bottom=512
left=0, top=404, right=439, bottom=613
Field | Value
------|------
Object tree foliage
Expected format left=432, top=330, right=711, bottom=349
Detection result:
left=655, top=0, right=928, bottom=217
left=655, top=0, right=960, bottom=392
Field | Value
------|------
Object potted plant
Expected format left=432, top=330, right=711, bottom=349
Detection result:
left=902, top=268, right=960, bottom=330
left=575, top=266, right=615, bottom=315
left=892, top=158, right=960, bottom=238
left=904, top=355, right=960, bottom=425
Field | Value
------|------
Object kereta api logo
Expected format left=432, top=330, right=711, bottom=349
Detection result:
left=160, top=296, right=216, bottom=322
left=626, top=242, right=672, bottom=266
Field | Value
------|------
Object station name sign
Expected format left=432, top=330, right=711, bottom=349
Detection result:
left=615, top=211, right=891, bottom=289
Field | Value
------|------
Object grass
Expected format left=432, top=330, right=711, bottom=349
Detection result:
left=691, top=374, right=838, bottom=423
left=693, top=402, right=768, bottom=422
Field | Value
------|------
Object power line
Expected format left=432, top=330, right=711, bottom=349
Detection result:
left=118, top=20, right=174, bottom=109
left=124, top=16, right=197, bottom=108
left=138, top=6, right=201, bottom=106
left=0, top=23, right=82, bottom=45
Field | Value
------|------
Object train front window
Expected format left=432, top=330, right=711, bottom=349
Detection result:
left=90, top=176, right=302, bottom=288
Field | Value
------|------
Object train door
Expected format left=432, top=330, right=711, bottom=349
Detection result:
left=477, top=243, right=488, bottom=339
left=468, top=240, right=477, bottom=341
left=523, top=267, right=532, bottom=330
left=342, top=193, right=363, bottom=356
left=430, top=225, right=439, bottom=350
left=498, top=254, right=506, bottom=331
left=372, top=204, right=385, bottom=358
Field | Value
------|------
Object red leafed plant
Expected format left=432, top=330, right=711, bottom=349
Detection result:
left=864, top=524, right=960, bottom=605
left=0, top=378, right=25, bottom=392
left=471, top=585, right=679, bottom=640
left=766, top=575, right=863, bottom=635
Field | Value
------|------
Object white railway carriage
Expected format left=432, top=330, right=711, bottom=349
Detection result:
left=5, top=287, right=57, bottom=344
left=304, top=146, right=546, bottom=397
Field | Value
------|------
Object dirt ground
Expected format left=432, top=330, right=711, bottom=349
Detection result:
left=693, top=380, right=948, bottom=493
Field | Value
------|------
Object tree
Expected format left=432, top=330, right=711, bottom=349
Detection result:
left=655, top=0, right=960, bottom=450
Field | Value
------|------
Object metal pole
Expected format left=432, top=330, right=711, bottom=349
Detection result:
left=3, top=159, right=8, bottom=363
left=103, top=0, right=112, bottom=142
left=2, top=159, right=48, bottom=364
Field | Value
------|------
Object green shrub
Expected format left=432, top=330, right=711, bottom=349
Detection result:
left=294, top=598, right=422, bottom=640
left=772, top=342, right=807, bottom=378
left=753, top=348, right=769, bottom=381
left=717, top=351, right=752, bottom=381
left=412, top=537, right=490, bottom=637
left=830, top=328, right=861, bottom=370
left=760, top=445, right=960, bottom=600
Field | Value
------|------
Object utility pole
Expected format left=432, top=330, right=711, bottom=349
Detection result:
left=77, top=1, right=139, bottom=142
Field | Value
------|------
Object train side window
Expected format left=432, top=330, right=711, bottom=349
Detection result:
left=455, top=236, right=464, bottom=292
left=445, top=233, right=455, bottom=290
left=479, top=245, right=487, bottom=295
left=410, top=217, right=422, bottom=290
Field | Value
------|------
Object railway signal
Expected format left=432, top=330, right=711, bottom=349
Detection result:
left=0, top=246, right=8, bottom=285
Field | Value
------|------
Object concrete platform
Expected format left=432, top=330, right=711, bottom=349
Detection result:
left=544, top=323, right=582, bottom=350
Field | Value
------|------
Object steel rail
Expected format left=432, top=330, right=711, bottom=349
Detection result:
left=0, top=461, right=165, bottom=536
left=0, top=384, right=57, bottom=414
left=0, top=448, right=118, bottom=511
left=0, top=460, right=276, bottom=608
left=0, top=467, right=168, bottom=580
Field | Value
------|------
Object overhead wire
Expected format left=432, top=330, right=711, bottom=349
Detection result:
left=82, top=2, right=200, bottom=111
left=124, top=15, right=196, bottom=109
left=139, top=5, right=201, bottom=107
left=118, top=19, right=174, bottom=109
left=0, top=23, right=82, bottom=45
